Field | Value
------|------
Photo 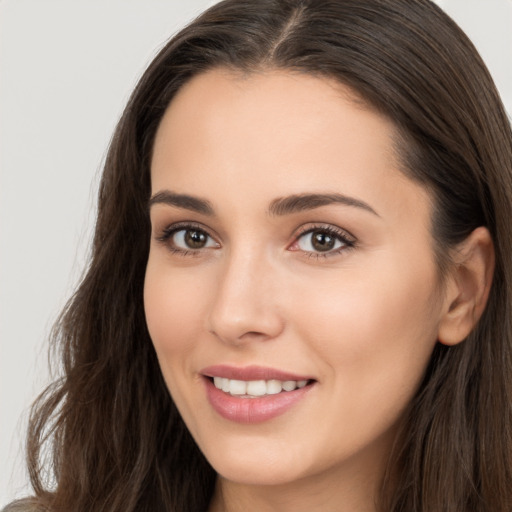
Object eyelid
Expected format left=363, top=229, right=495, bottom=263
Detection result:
left=154, top=220, right=356, bottom=259
left=156, top=220, right=212, bottom=239
left=295, top=223, right=356, bottom=242
left=288, top=223, right=357, bottom=257
left=155, top=221, right=220, bottom=254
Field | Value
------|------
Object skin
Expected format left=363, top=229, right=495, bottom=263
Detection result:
left=144, top=69, right=492, bottom=512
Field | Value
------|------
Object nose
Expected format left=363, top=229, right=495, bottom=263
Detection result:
left=206, top=248, right=285, bottom=346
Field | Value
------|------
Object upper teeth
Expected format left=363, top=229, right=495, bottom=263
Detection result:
left=213, top=377, right=308, bottom=397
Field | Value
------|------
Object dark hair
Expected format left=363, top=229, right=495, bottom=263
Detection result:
left=10, top=0, right=512, bottom=511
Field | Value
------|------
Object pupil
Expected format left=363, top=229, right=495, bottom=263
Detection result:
left=185, top=230, right=207, bottom=248
left=312, top=231, right=335, bottom=251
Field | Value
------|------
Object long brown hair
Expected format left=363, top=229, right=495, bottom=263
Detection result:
left=8, top=1, right=512, bottom=511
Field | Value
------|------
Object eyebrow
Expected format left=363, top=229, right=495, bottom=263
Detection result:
left=148, top=190, right=379, bottom=217
left=268, top=193, right=379, bottom=217
left=148, top=190, right=214, bottom=215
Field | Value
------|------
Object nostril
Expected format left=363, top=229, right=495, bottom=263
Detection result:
left=244, top=331, right=268, bottom=338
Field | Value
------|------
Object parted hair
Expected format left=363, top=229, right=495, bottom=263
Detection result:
left=6, top=1, right=512, bottom=511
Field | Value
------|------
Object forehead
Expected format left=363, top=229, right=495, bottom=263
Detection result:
left=150, top=68, right=429, bottom=224
left=152, top=68, right=395, bottom=163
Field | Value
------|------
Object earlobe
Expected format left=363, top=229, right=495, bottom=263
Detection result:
left=437, top=227, right=495, bottom=346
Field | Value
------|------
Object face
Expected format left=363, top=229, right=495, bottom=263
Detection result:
left=145, top=69, right=447, bottom=491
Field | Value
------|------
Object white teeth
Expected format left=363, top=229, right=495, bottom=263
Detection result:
left=246, top=380, right=267, bottom=396
left=266, top=380, right=282, bottom=395
left=212, top=377, right=309, bottom=396
left=282, top=380, right=297, bottom=392
left=221, top=378, right=230, bottom=393
left=229, top=379, right=247, bottom=395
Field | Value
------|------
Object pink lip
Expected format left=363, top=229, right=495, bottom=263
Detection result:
left=201, top=364, right=313, bottom=382
left=201, top=365, right=316, bottom=424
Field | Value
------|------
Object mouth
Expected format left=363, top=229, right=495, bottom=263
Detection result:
left=208, top=376, right=312, bottom=398
left=200, top=365, right=316, bottom=423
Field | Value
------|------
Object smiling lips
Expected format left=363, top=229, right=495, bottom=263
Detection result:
left=202, top=365, right=315, bottom=423
left=213, top=376, right=309, bottom=397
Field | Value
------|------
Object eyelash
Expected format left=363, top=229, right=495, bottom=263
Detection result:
left=155, top=222, right=356, bottom=259
left=156, top=222, right=216, bottom=257
left=291, top=224, right=356, bottom=259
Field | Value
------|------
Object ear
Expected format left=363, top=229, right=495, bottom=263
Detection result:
left=437, top=226, right=495, bottom=346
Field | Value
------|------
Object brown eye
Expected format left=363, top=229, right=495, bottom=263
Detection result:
left=295, top=227, right=352, bottom=254
left=311, top=231, right=336, bottom=252
left=170, top=228, right=217, bottom=251
left=184, top=229, right=208, bottom=249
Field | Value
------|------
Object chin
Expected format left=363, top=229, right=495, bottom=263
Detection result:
left=197, top=434, right=318, bottom=487
left=214, top=460, right=308, bottom=487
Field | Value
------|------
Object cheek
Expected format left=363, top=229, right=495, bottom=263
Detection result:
left=143, top=260, right=207, bottom=363
left=294, top=253, right=441, bottom=401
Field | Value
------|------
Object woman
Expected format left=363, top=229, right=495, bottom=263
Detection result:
left=4, top=0, right=512, bottom=510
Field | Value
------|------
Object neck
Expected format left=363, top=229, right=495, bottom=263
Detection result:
left=208, top=440, right=393, bottom=512
left=209, top=478, right=376, bottom=512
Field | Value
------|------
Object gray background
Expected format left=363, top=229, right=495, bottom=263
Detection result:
left=1, top=0, right=511, bottom=505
